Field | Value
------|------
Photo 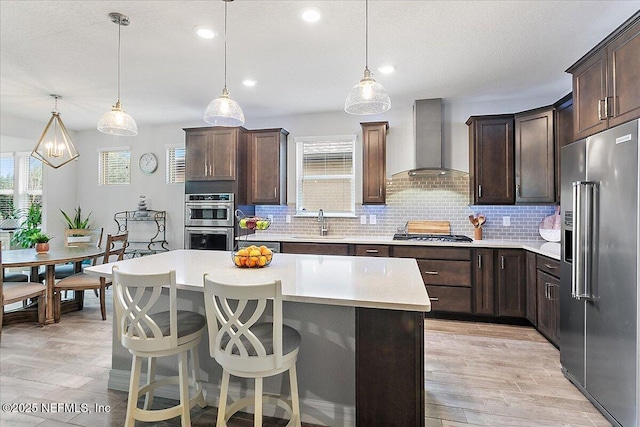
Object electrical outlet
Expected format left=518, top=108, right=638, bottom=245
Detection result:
left=502, top=216, right=511, bottom=227
left=267, top=215, right=274, bottom=223
left=369, top=215, right=377, bottom=225
left=360, top=215, right=367, bottom=225
left=285, top=215, right=291, bottom=223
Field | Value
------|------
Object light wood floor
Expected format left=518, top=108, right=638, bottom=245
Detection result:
left=0, top=292, right=611, bottom=426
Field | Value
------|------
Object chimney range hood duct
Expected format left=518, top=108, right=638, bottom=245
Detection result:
left=408, top=98, right=467, bottom=177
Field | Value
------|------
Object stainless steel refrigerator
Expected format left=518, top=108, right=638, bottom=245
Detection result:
left=560, top=119, right=639, bottom=427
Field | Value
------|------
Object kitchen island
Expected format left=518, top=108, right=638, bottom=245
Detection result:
left=86, top=249, right=430, bottom=426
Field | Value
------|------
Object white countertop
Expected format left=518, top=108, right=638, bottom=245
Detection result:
left=85, top=249, right=431, bottom=312
left=238, top=234, right=562, bottom=260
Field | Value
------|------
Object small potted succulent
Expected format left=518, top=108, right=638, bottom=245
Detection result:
left=33, top=232, right=52, bottom=254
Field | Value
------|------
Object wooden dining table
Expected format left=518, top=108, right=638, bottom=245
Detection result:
left=2, top=246, right=104, bottom=324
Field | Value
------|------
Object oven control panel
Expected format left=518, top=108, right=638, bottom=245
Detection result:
left=185, top=193, right=233, bottom=202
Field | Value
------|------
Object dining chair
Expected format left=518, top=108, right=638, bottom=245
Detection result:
left=203, top=276, right=302, bottom=427
left=38, top=228, right=104, bottom=283
left=0, top=249, right=46, bottom=340
left=112, top=267, right=207, bottom=427
left=53, top=232, right=127, bottom=322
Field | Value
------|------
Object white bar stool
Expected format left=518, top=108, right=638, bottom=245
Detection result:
left=113, top=267, right=207, bottom=427
left=203, top=275, right=301, bottom=427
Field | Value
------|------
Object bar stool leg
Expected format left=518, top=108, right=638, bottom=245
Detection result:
left=179, top=351, right=191, bottom=427
left=190, top=347, right=207, bottom=408
left=144, top=356, right=156, bottom=410
left=289, top=364, right=301, bottom=426
left=217, top=370, right=230, bottom=427
left=254, top=377, right=263, bottom=427
left=126, top=355, right=142, bottom=427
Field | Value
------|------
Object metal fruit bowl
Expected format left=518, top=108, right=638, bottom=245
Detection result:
left=231, top=245, right=273, bottom=268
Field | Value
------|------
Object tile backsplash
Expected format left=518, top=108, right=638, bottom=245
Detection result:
left=256, top=174, right=557, bottom=241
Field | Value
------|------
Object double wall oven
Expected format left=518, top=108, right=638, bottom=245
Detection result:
left=184, top=193, right=235, bottom=251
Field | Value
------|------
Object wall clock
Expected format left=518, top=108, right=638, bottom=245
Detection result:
left=139, top=152, right=158, bottom=174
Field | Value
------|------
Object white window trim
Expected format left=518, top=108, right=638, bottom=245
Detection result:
left=97, top=146, right=131, bottom=186
left=295, top=134, right=356, bottom=218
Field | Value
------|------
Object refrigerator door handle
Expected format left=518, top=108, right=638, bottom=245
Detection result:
left=573, top=181, right=598, bottom=300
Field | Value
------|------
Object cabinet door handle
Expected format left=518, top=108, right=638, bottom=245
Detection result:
left=604, top=96, right=610, bottom=118
left=516, top=184, right=521, bottom=197
left=598, top=99, right=603, bottom=121
left=501, top=255, right=505, bottom=270
left=379, top=186, right=382, bottom=197
left=274, top=187, right=277, bottom=199
left=545, top=282, right=550, bottom=299
left=544, top=263, right=557, bottom=270
left=429, top=297, right=439, bottom=302
left=204, top=161, right=208, bottom=177
left=478, top=254, right=482, bottom=269
left=424, top=271, right=439, bottom=275
left=366, top=249, right=379, bottom=254
left=478, top=184, right=482, bottom=198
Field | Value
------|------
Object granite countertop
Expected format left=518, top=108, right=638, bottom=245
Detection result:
left=85, top=250, right=431, bottom=312
left=239, top=234, right=561, bottom=260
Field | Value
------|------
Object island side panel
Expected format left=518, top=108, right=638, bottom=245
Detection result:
left=356, top=307, right=425, bottom=427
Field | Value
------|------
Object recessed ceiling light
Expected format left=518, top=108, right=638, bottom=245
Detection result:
left=301, top=8, right=321, bottom=23
left=242, top=80, right=257, bottom=87
left=377, top=65, right=396, bottom=74
left=194, top=26, right=217, bottom=39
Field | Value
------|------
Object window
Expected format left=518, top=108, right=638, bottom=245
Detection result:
left=166, top=144, right=185, bottom=184
left=98, top=147, right=130, bottom=185
left=0, top=152, right=43, bottom=218
left=295, top=135, right=356, bottom=216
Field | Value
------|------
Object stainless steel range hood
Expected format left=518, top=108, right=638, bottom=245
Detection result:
left=408, top=98, right=467, bottom=177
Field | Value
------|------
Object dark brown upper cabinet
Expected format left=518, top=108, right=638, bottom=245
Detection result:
left=247, top=128, right=288, bottom=205
left=568, top=12, right=640, bottom=140
left=361, top=121, right=388, bottom=205
left=184, top=127, right=246, bottom=182
left=554, top=94, right=574, bottom=203
left=515, top=107, right=555, bottom=204
left=467, top=115, right=515, bottom=205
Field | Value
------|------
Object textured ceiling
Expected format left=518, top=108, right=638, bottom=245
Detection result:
left=1, top=1, right=638, bottom=131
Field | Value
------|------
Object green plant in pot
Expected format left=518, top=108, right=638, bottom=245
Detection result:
left=12, top=203, right=43, bottom=248
left=60, top=206, right=92, bottom=230
left=32, top=232, right=52, bottom=253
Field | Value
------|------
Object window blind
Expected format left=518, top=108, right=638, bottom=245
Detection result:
left=98, top=149, right=131, bottom=185
left=166, top=146, right=185, bottom=184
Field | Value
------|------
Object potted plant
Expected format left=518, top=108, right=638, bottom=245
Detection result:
left=33, top=232, right=52, bottom=253
left=60, top=206, right=93, bottom=243
left=12, top=203, right=43, bottom=248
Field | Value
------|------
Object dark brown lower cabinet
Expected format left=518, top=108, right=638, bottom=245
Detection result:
left=525, top=251, right=538, bottom=325
left=356, top=308, right=424, bottom=426
left=473, top=249, right=495, bottom=315
left=497, top=250, right=526, bottom=317
left=280, top=242, right=349, bottom=255
left=536, top=255, right=561, bottom=347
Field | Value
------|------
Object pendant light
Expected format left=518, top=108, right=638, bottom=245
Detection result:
left=97, top=12, right=138, bottom=136
left=32, top=95, right=80, bottom=169
left=204, top=0, right=245, bottom=127
left=344, top=0, right=391, bottom=115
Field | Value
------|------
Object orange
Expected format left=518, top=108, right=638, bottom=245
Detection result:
left=266, top=254, right=272, bottom=262
left=249, top=249, right=261, bottom=257
left=234, top=255, right=242, bottom=266
left=258, top=256, right=267, bottom=267
left=260, top=246, right=272, bottom=256
left=237, top=248, right=249, bottom=257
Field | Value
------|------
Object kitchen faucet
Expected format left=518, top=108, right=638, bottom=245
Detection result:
left=318, top=209, right=328, bottom=236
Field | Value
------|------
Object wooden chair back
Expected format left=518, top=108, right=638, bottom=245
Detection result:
left=112, top=267, right=178, bottom=352
left=203, top=275, right=284, bottom=373
left=64, top=228, right=103, bottom=248
left=100, top=232, right=128, bottom=266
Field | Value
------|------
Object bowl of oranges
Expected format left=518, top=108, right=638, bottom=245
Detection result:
left=232, top=245, right=274, bottom=268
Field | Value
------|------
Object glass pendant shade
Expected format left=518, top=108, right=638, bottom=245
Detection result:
left=204, top=87, right=245, bottom=126
left=97, top=101, right=138, bottom=136
left=345, top=68, right=391, bottom=115
left=32, top=108, right=79, bottom=169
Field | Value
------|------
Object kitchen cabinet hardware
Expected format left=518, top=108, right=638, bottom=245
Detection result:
left=478, top=254, right=482, bottom=269
left=274, top=187, right=277, bottom=198
left=366, top=249, right=379, bottom=254
left=544, top=263, right=557, bottom=270
left=501, top=256, right=505, bottom=270
left=598, top=99, right=604, bottom=121
left=516, top=184, right=521, bottom=197
left=478, top=184, right=482, bottom=198
left=545, top=282, right=550, bottom=299
left=379, top=186, right=382, bottom=197
left=429, top=297, right=439, bottom=302
left=604, top=96, right=610, bottom=118
left=424, top=271, right=439, bottom=275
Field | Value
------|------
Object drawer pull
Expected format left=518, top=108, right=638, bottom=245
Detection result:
left=424, top=271, right=439, bottom=275
left=366, top=249, right=379, bottom=254
left=544, top=263, right=557, bottom=270
left=429, top=297, right=439, bottom=302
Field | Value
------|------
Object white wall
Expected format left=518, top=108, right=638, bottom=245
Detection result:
left=1, top=91, right=569, bottom=248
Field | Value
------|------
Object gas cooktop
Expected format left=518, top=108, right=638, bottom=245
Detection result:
left=392, top=233, right=473, bottom=243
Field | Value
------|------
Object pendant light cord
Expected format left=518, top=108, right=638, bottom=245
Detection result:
left=224, top=0, right=228, bottom=90
left=365, top=0, right=369, bottom=71
left=117, top=15, right=122, bottom=103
